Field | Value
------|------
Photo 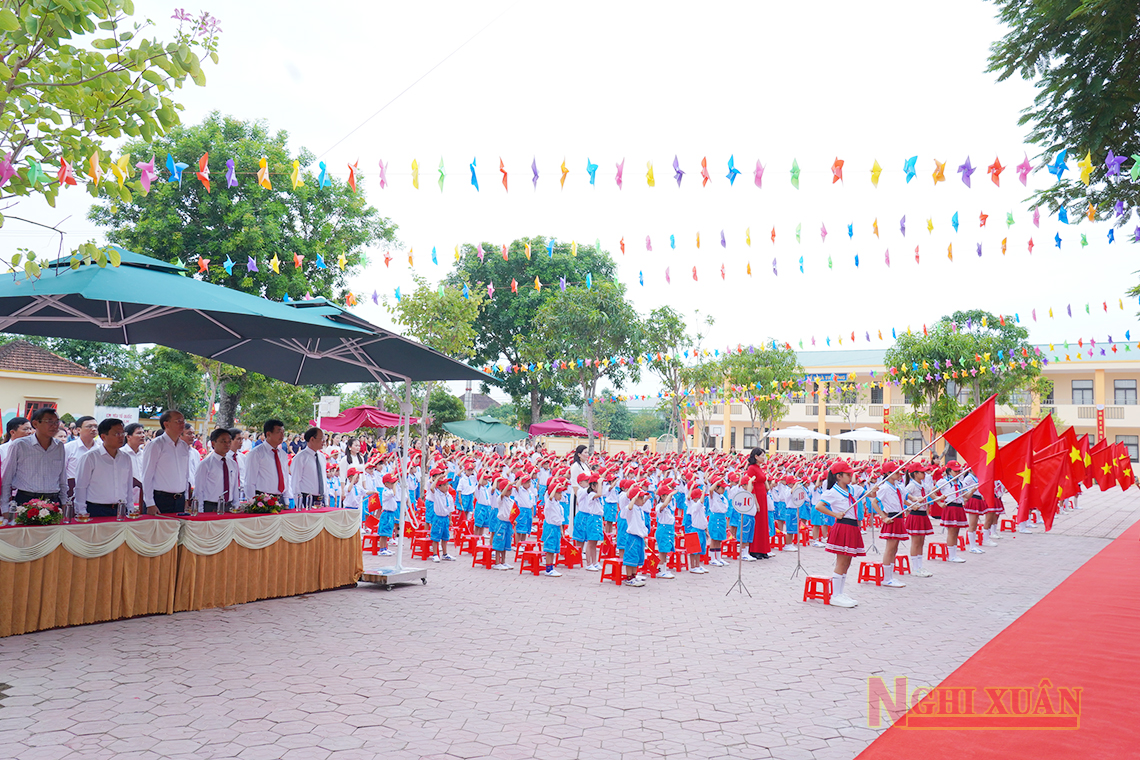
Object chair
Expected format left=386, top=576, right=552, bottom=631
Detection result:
left=927, top=543, right=950, bottom=561
left=519, top=550, right=543, bottom=576
left=600, top=557, right=624, bottom=585
left=803, top=575, right=833, bottom=604
left=722, top=538, right=740, bottom=559
left=457, top=533, right=480, bottom=557
left=361, top=513, right=382, bottom=555
left=894, top=555, right=911, bottom=575
left=857, top=562, right=885, bottom=586
left=471, top=544, right=494, bottom=569
left=558, top=540, right=582, bottom=569
left=1000, top=518, right=1016, bottom=533
left=410, top=536, right=432, bottom=560
left=666, top=552, right=689, bottom=572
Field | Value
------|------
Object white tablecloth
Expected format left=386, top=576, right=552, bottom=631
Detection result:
left=0, top=518, right=181, bottom=562
left=178, top=510, right=362, bottom=556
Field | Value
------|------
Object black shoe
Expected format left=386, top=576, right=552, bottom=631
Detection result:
left=751, top=552, right=770, bottom=559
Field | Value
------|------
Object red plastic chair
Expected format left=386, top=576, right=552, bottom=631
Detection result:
left=361, top=512, right=382, bottom=555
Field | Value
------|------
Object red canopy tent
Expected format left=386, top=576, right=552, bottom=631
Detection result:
left=528, top=418, right=601, bottom=437
left=318, top=405, right=419, bottom=433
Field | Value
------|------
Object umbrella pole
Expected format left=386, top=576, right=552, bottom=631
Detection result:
left=395, top=380, right=412, bottom=572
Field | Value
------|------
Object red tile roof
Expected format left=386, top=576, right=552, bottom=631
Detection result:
left=0, top=340, right=104, bottom=378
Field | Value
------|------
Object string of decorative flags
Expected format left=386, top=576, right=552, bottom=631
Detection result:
left=9, top=148, right=1140, bottom=200
left=504, top=333, right=1136, bottom=406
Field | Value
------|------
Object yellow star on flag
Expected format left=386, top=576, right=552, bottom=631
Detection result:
left=981, top=431, right=997, bottom=464
left=1070, top=447, right=1081, bottom=463
left=1102, top=463, right=1113, bottom=475
left=1018, top=467, right=1031, bottom=487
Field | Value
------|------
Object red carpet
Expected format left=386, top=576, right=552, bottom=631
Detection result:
left=858, top=519, right=1140, bottom=758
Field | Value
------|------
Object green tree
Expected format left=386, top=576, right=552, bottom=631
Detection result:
left=594, top=395, right=633, bottom=440
left=89, top=112, right=397, bottom=425
left=644, top=307, right=709, bottom=451
left=446, top=237, right=617, bottom=426
left=237, top=373, right=319, bottom=433
left=883, top=309, right=1048, bottom=448
left=631, top=409, right=667, bottom=440
left=386, top=274, right=485, bottom=449
left=427, top=389, right=466, bottom=436
left=988, top=0, right=1140, bottom=228
left=723, top=344, right=805, bottom=448
left=519, top=280, right=641, bottom=452
left=0, top=2, right=220, bottom=218
left=129, top=346, right=203, bottom=418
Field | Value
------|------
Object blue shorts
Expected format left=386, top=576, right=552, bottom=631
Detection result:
left=739, top=514, right=756, bottom=543
left=810, top=505, right=835, bottom=527
left=492, top=519, right=513, bottom=551
left=542, top=522, right=562, bottom=554
left=430, top=513, right=450, bottom=542
left=728, top=506, right=740, bottom=528
left=378, top=510, right=396, bottom=537
left=624, top=534, right=646, bottom=567
left=655, top=524, right=675, bottom=554
left=603, top=501, right=618, bottom=522
left=425, top=499, right=433, bottom=516
left=584, top=513, right=604, bottom=542
left=767, top=507, right=777, bottom=535
left=572, top=512, right=588, bottom=543
left=782, top=506, right=800, bottom=531
left=515, top=507, right=533, bottom=535
left=708, top=512, right=728, bottom=542
left=474, top=502, right=491, bottom=528
left=460, top=493, right=474, bottom=512
left=616, top=517, right=629, bottom=551
left=799, top=501, right=812, bottom=521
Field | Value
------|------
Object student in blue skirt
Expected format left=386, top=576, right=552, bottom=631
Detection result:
left=491, top=478, right=515, bottom=571
left=541, top=479, right=567, bottom=577
left=653, top=484, right=676, bottom=579
left=621, top=486, right=650, bottom=587
left=577, top=473, right=604, bottom=571
left=705, top=478, right=730, bottom=566
left=473, top=470, right=493, bottom=538
left=602, top=471, right=621, bottom=532
left=377, top=472, right=400, bottom=556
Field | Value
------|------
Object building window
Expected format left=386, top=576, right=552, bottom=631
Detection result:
left=24, top=400, right=57, bottom=417
left=730, top=428, right=737, bottom=449
left=904, top=431, right=925, bottom=456
left=788, top=438, right=804, bottom=452
left=838, top=430, right=855, bottom=454
left=1117, top=435, right=1139, bottom=462
left=870, top=440, right=883, bottom=455
left=743, top=427, right=760, bottom=448
left=1114, top=380, right=1137, bottom=406
left=870, top=386, right=883, bottom=404
left=1072, top=379, right=1094, bottom=405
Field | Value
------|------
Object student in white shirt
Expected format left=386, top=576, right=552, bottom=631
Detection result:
left=904, top=464, right=935, bottom=577
left=685, top=486, right=710, bottom=575
left=491, top=478, right=515, bottom=570
left=871, top=461, right=909, bottom=588
left=653, top=484, right=677, bottom=579
left=74, top=419, right=134, bottom=518
left=429, top=471, right=456, bottom=562
left=621, top=486, right=651, bottom=587
left=378, top=473, right=400, bottom=555
left=194, top=429, right=241, bottom=512
left=226, top=428, right=245, bottom=503
left=140, top=410, right=191, bottom=515
left=342, top=468, right=364, bottom=517
left=540, top=479, right=567, bottom=577
left=816, top=460, right=879, bottom=608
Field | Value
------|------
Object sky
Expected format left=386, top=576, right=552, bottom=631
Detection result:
left=3, top=0, right=1137, bottom=402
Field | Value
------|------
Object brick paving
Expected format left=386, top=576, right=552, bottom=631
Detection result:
left=1, top=488, right=1136, bottom=760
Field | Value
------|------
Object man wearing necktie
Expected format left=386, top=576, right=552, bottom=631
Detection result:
left=246, top=419, right=292, bottom=506
left=290, top=427, right=328, bottom=508
left=195, top=429, right=239, bottom=512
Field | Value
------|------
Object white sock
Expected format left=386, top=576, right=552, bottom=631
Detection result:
left=884, top=565, right=894, bottom=582
left=832, top=573, right=845, bottom=597
left=914, top=555, right=924, bottom=570
left=948, top=545, right=957, bottom=559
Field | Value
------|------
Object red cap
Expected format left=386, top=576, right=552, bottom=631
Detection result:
left=689, top=487, right=703, bottom=501
left=382, top=473, right=399, bottom=485
left=829, top=460, right=854, bottom=475
left=346, top=467, right=360, bottom=478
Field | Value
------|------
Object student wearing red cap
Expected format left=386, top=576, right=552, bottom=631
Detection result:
left=514, top=471, right=536, bottom=543
left=377, top=472, right=401, bottom=555
left=685, top=485, right=710, bottom=574
left=938, top=463, right=971, bottom=562
left=541, top=480, right=567, bottom=577
left=706, top=478, right=731, bottom=566
left=457, top=459, right=478, bottom=516
left=654, top=484, right=677, bottom=579
left=491, top=478, right=515, bottom=570
left=577, top=474, right=604, bottom=571
left=816, top=460, right=880, bottom=607
left=429, top=471, right=456, bottom=562
left=872, top=461, right=908, bottom=588
left=904, top=464, right=935, bottom=577
left=622, top=486, right=651, bottom=586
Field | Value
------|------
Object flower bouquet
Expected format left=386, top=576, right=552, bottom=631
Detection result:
left=238, top=493, right=284, bottom=514
left=16, top=499, right=63, bottom=526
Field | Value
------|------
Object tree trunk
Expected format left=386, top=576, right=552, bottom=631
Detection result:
left=217, top=373, right=246, bottom=428
left=419, top=381, right=434, bottom=454
left=529, top=384, right=542, bottom=429
left=583, top=376, right=597, bottom=454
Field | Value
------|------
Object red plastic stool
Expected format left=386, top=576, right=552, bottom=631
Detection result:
left=513, top=540, right=537, bottom=562
left=519, top=550, right=543, bottom=576
left=771, top=532, right=787, bottom=551
left=927, top=542, right=950, bottom=561
left=894, top=555, right=911, bottom=575
left=666, top=552, right=689, bottom=571
left=722, top=538, right=740, bottom=559
left=600, top=557, right=624, bottom=585
left=361, top=531, right=382, bottom=555
left=798, top=527, right=812, bottom=546
left=411, top=536, right=432, bottom=560
left=458, top=534, right=480, bottom=556
left=803, top=575, right=833, bottom=604
left=955, top=535, right=966, bottom=550
left=1030, top=511, right=1038, bottom=524
left=471, top=545, right=494, bottom=569
left=857, top=562, right=885, bottom=586
left=1000, top=518, right=1016, bottom=533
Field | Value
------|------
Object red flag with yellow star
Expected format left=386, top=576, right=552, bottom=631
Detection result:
left=1058, top=426, right=1085, bottom=484
left=1112, top=442, right=1134, bottom=491
left=995, top=429, right=1033, bottom=503
left=1090, top=439, right=1117, bottom=491
left=1030, top=414, right=1058, bottom=452
left=1078, top=434, right=1094, bottom=487
left=943, top=393, right=997, bottom=487
left=1026, top=449, right=1066, bottom=529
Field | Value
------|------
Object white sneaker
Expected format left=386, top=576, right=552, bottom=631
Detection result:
left=585, top=563, right=601, bottom=572
left=742, top=554, right=757, bottom=562
left=658, top=570, right=675, bottom=579
left=913, top=568, right=934, bottom=577
left=830, top=594, right=857, bottom=608
left=490, top=563, right=504, bottom=570
left=782, top=545, right=798, bottom=552
left=690, top=566, right=709, bottom=574
left=883, top=578, right=907, bottom=588
left=378, top=549, right=393, bottom=556
left=968, top=547, right=984, bottom=554
left=626, top=577, right=646, bottom=587
left=431, top=555, right=440, bottom=563
left=543, top=569, right=562, bottom=577
left=495, top=564, right=512, bottom=571
left=442, top=554, right=456, bottom=561
left=947, top=556, right=967, bottom=563
left=983, top=540, right=997, bottom=547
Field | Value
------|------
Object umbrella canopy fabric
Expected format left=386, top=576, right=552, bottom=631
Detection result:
left=442, top=416, right=528, bottom=445
left=0, top=248, right=372, bottom=345
left=528, top=418, right=600, bottom=437
left=835, top=427, right=901, bottom=442
left=318, top=406, right=418, bottom=433
left=765, top=425, right=831, bottom=441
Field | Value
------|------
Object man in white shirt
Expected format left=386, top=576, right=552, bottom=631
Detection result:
left=227, top=428, right=246, bottom=502
left=74, top=419, right=134, bottom=518
left=65, top=415, right=98, bottom=499
left=141, top=410, right=191, bottom=514
left=246, top=419, right=292, bottom=504
left=123, top=423, right=146, bottom=506
left=290, top=427, right=328, bottom=507
left=2, top=407, right=70, bottom=512
left=195, top=429, right=240, bottom=512
left=182, top=423, right=201, bottom=497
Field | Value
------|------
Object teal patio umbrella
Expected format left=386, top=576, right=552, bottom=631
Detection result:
left=442, top=416, right=528, bottom=444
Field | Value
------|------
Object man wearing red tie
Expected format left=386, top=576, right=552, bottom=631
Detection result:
left=246, top=419, right=292, bottom=506
left=195, top=429, right=240, bottom=512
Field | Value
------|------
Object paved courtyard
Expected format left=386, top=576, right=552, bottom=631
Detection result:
left=2, top=488, right=1137, bottom=760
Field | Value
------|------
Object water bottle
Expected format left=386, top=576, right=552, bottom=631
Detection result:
left=62, top=500, right=73, bottom=524
left=116, top=500, right=126, bottom=521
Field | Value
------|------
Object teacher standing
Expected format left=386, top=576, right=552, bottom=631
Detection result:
left=743, top=447, right=771, bottom=559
